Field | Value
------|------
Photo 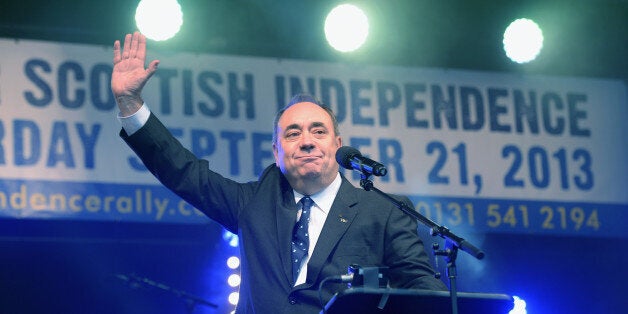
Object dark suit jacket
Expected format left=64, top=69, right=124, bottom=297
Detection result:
left=122, top=113, right=447, bottom=313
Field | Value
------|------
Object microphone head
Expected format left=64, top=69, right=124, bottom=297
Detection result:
left=335, top=146, right=360, bottom=169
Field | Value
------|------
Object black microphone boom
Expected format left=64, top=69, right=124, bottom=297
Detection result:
left=335, top=146, right=388, bottom=176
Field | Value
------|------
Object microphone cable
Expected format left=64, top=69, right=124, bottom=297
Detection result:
left=317, top=274, right=353, bottom=314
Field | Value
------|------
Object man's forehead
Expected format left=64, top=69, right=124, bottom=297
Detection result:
left=279, top=102, right=332, bottom=125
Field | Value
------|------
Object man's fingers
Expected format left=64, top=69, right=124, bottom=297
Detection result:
left=136, top=32, right=147, bottom=61
left=117, top=33, right=145, bottom=61
left=113, top=40, right=121, bottom=63
left=122, top=33, right=132, bottom=59
left=146, top=60, right=160, bottom=79
left=130, top=31, right=142, bottom=58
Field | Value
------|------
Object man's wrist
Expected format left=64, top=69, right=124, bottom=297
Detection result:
left=118, top=103, right=150, bottom=135
left=116, top=95, right=144, bottom=117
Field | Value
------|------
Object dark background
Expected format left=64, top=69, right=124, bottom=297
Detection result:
left=1, top=1, right=627, bottom=313
left=1, top=0, right=626, bottom=81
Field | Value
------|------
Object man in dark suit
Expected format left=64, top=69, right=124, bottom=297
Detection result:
left=112, top=32, right=446, bottom=313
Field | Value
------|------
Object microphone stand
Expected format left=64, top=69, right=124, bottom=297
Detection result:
left=116, top=273, right=218, bottom=313
left=358, top=173, right=485, bottom=314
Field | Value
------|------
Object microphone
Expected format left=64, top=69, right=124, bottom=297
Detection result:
left=325, top=273, right=354, bottom=283
left=335, top=146, right=387, bottom=177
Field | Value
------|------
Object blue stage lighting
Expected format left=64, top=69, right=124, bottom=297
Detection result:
left=509, top=295, right=527, bottom=314
left=222, top=229, right=239, bottom=247
left=227, top=274, right=241, bottom=287
left=227, top=256, right=240, bottom=269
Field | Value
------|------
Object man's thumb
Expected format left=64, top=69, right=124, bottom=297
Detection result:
left=146, top=60, right=160, bottom=79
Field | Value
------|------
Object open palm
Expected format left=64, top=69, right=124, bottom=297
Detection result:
left=111, top=32, right=159, bottom=115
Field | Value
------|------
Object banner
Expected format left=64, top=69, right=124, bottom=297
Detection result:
left=1, top=38, right=626, bottom=238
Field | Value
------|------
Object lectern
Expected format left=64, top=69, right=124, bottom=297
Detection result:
left=321, top=288, right=513, bottom=314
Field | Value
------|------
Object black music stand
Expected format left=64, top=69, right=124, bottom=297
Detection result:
left=321, top=288, right=513, bottom=314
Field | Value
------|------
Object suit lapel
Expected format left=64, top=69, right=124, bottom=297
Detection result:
left=276, top=178, right=298, bottom=286
left=305, top=178, right=359, bottom=285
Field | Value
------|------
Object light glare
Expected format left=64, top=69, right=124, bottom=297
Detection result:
left=227, top=256, right=240, bottom=269
left=503, top=18, right=543, bottom=63
left=509, top=296, right=527, bottom=314
left=223, top=230, right=239, bottom=247
left=227, top=274, right=241, bottom=287
left=135, top=0, right=183, bottom=41
left=324, top=4, right=369, bottom=52
left=228, top=292, right=239, bottom=305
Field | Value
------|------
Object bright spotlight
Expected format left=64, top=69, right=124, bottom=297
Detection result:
left=135, top=0, right=183, bottom=41
left=226, top=256, right=240, bottom=269
left=503, top=18, right=544, bottom=63
left=324, top=4, right=369, bottom=52
left=222, top=230, right=239, bottom=247
left=509, top=296, right=527, bottom=314
left=227, top=274, right=241, bottom=287
left=228, top=292, right=239, bottom=305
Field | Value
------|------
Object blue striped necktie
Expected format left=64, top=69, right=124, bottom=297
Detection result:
left=291, top=196, right=313, bottom=283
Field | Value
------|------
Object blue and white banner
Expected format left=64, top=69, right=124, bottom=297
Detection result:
left=0, top=38, right=626, bottom=237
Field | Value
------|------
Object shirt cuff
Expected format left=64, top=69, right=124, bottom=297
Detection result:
left=117, top=104, right=150, bottom=136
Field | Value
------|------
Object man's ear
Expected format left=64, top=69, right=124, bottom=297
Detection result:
left=272, top=142, right=279, bottom=165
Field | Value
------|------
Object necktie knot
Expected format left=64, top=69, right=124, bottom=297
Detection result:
left=300, top=196, right=313, bottom=214
left=291, top=196, right=313, bottom=283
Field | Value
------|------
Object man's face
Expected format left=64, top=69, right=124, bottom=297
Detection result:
left=273, top=102, right=342, bottom=191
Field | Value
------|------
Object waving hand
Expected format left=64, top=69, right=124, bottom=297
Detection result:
left=111, top=32, right=160, bottom=116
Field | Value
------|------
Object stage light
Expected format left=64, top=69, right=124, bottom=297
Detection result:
left=503, top=18, right=543, bottom=64
left=228, top=292, right=240, bottom=305
left=135, top=0, right=183, bottom=41
left=227, top=256, right=240, bottom=269
left=227, top=274, right=241, bottom=287
left=509, top=295, right=527, bottom=314
left=324, top=4, right=369, bottom=52
left=223, top=230, right=239, bottom=247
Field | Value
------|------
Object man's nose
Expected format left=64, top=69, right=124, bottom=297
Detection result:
left=299, top=132, right=315, bottom=149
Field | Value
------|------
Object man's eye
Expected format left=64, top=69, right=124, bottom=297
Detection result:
left=286, top=131, right=300, bottom=138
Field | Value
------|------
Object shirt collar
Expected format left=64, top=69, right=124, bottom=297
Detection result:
left=293, top=173, right=341, bottom=214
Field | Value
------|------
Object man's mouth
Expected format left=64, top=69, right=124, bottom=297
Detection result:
left=297, top=155, right=321, bottom=162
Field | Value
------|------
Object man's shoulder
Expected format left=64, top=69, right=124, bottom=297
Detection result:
left=258, top=163, right=281, bottom=180
left=256, top=164, right=293, bottom=193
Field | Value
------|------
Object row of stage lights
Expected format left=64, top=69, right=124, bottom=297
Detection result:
left=223, top=231, right=240, bottom=313
left=134, top=0, right=544, bottom=64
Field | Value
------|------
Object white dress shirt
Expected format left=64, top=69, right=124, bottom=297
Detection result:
left=292, top=173, right=341, bottom=286
left=117, top=104, right=150, bottom=135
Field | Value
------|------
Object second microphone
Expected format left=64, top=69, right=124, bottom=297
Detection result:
left=335, top=146, right=388, bottom=177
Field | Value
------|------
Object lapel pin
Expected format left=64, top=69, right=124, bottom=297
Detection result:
left=339, top=215, right=348, bottom=223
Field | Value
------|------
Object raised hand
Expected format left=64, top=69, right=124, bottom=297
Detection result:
left=111, top=32, right=160, bottom=116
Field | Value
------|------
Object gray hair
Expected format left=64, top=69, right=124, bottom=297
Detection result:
left=272, top=94, right=340, bottom=144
